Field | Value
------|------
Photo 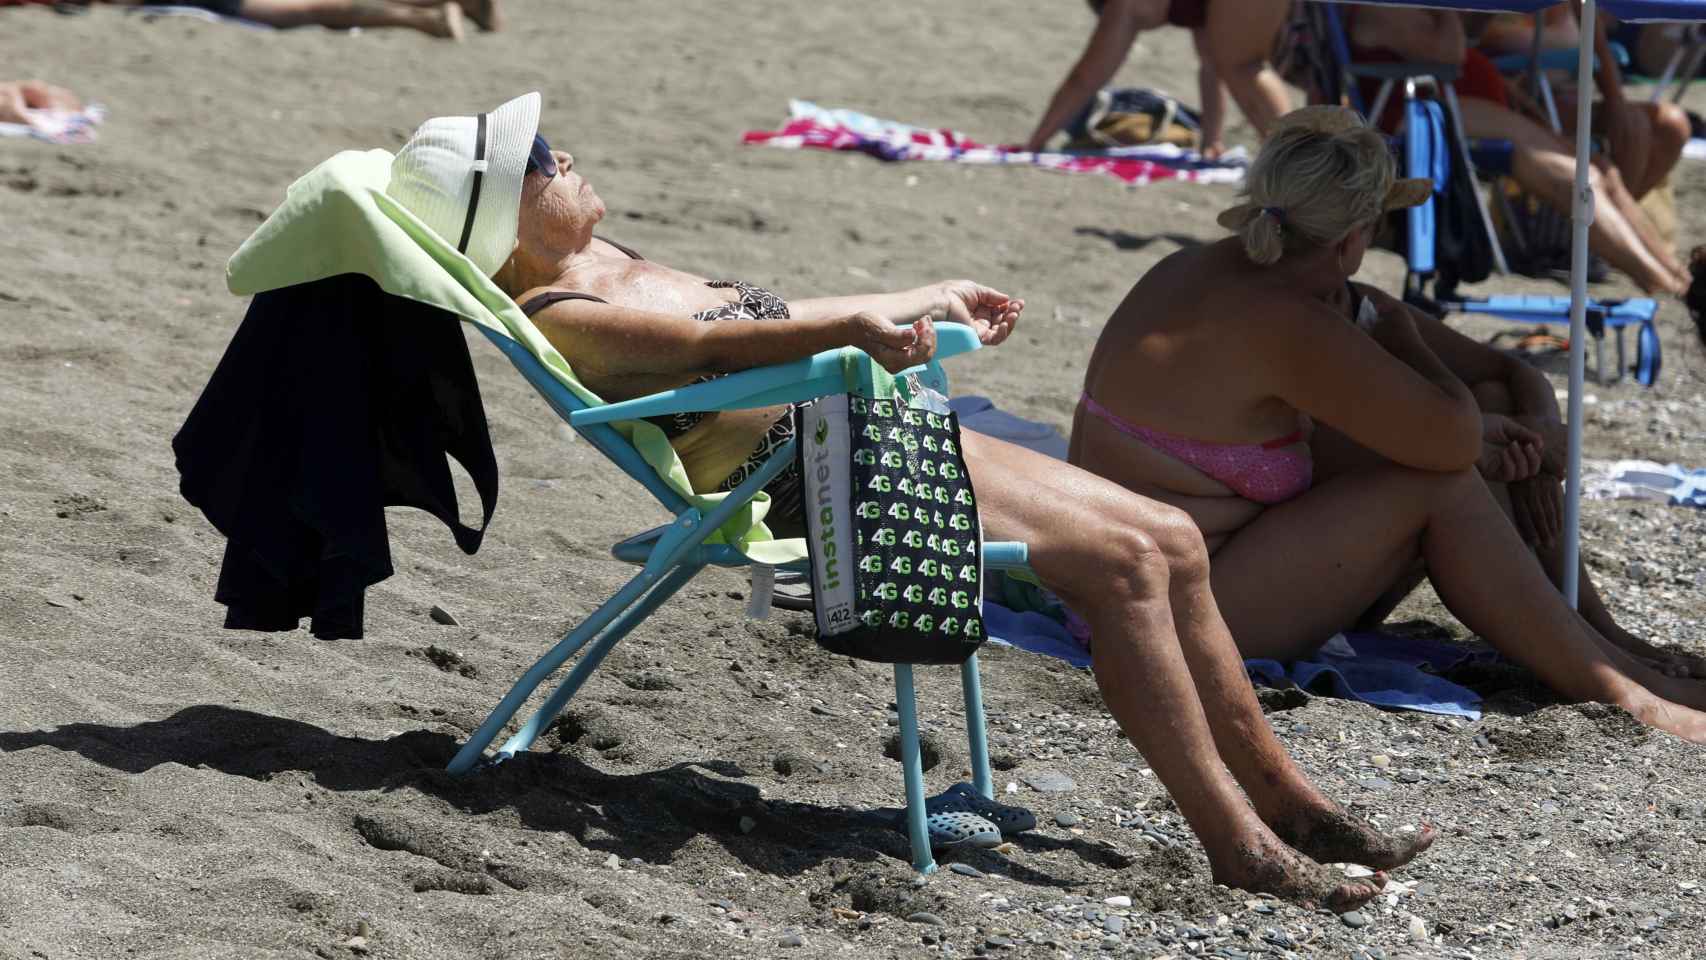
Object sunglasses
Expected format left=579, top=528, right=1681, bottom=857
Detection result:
left=525, top=133, right=558, bottom=179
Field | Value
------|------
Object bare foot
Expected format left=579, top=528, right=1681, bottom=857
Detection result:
left=1271, top=805, right=1438, bottom=872
left=1211, top=834, right=1385, bottom=912
left=1602, top=624, right=1706, bottom=678
left=436, top=2, right=464, bottom=40
left=1647, top=673, right=1706, bottom=713
left=457, top=0, right=500, bottom=31
left=1626, top=695, right=1706, bottom=744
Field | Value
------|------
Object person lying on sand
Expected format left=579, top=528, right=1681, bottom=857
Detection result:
left=1023, top=0, right=1293, bottom=156
left=1069, top=105, right=1706, bottom=744
left=0, top=80, right=82, bottom=127
left=382, top=92, right=1434, bottom=910
left=80, top=0, right=498, bottom=38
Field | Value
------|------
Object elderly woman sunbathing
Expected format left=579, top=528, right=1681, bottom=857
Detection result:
left=1070, top=105, right=1706, bottom=743
left=382, top=93, right=1435, bottom=909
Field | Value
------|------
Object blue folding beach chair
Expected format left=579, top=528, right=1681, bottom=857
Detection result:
left=219, top=146, right=1031, bottom=874
left=451, top=319, right=1031, bottom=875
left=1309, top=2, right=1661, bottom=385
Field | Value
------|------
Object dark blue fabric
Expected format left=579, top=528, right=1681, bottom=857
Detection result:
left=174, top=274, right=498, bottom=641
left=981, top=601, right=1493, bottom=719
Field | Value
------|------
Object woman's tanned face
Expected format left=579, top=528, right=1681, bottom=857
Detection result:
left=516, top=149, right=604, bottom=254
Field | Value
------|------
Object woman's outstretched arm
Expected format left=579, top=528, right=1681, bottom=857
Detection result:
left=1022, top=0, right=1159, bottom=152
left=528, top=297, right=935, bottom=385
left=788, top=280, right=1024, bottom=346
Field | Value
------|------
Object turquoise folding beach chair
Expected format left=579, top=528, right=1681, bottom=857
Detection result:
left=218, top=146, right=1026, bottom=874
left=450, top=319, right=1032, bottom=874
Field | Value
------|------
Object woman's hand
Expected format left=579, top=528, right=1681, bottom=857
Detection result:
left=1477, top=413, right=1545, bottom=483
left=1511, top=412, right=1568, bottom=476
left=1510, top=474, right=1563, bottom=548
left=848, top=312, right=937, bottom=374
left=937, top=280, right=1024, bottom=346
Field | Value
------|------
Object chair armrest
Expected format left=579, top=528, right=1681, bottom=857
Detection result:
left=570, top=322, right=982, bottom=427
left=1488, top=49, right=1604, bottom=75
left=1346, top=61, right=1461, bottom=83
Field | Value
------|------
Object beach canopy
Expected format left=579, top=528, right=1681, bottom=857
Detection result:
left=1321, top=1, right=1705, bottom=19
left=1318, top=0, right=1706, bottom=605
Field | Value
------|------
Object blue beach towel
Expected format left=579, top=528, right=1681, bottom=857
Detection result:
left=984, top=600, right=1490, bottom=719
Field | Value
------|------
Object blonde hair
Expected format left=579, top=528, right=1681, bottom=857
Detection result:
left=1218, top=106, right=1396, bottom=266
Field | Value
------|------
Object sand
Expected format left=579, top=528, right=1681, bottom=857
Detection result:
left=3, top=2, right=1706, bottom=958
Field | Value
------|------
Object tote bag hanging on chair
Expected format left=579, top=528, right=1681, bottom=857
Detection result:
left=796, top=390, right=985, bottom=665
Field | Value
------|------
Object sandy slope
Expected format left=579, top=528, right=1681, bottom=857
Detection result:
left=3, top=2, right=1706, bottom=958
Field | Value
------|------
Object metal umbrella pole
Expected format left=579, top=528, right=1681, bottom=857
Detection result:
left=1562, top=0, right=1600, bottom=608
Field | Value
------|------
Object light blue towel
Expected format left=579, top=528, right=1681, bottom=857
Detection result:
left=984, top=600, right=1489, bottom=719
left=1587, top=460, right=1706, bottom=508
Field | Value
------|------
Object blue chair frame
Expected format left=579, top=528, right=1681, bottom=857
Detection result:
left=448, top=321, right=1031, bottom=874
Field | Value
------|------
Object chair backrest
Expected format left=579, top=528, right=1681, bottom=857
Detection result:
left=476, top=326, right=693, bottom=516
left=1404, top=98, right=1444, bottom=278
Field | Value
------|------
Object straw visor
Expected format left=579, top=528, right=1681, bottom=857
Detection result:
left=1216, top=104, right=1431, bottom=233
left=387, top=92, right=541, bottom=277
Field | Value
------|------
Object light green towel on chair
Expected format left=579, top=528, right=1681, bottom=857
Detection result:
left=224, top=148, right=803, bottom=565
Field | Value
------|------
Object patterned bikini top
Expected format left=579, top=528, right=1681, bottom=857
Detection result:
left=516, top=238, right=791, bottom=438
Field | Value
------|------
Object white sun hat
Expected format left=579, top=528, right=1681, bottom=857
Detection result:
left=387, top=91, right=541, bottom=277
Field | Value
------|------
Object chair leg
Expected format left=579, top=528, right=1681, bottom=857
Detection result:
left=497, top=562, right=702, bottom=758
left=893, top=663, right=937, bottom=875
left=447, top=560, right=700, bottom=775
left=960, top=653, right=994, bottom=801
left=1442, top=85, right=1512, bottom=276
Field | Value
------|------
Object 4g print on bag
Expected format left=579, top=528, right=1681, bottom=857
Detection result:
left=798, top=391, right=986, bottom=665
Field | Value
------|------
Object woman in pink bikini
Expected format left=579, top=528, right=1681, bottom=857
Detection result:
left=1071, top=105, right=1706, bottom=744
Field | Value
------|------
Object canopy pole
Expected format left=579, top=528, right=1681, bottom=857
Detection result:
left=1563, top=0, right=1599, bottom=609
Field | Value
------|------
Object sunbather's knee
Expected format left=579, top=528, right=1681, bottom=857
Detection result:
left=1093, top=504, right=1208, bottom=600
left=1098, top=524, right=1174, bottom=605
left=1653, top=102, right=1691, bottom=150
left=1143, top=503, right=1212, bottom=584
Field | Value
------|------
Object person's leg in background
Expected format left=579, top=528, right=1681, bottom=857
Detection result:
left=236, top=0, right=463, bottom=39
left=384, top=0, right=497, bottom=32
left=1460, top=97, right=1687, bottom=293
left=1198, top=0, right=1291, bottom=139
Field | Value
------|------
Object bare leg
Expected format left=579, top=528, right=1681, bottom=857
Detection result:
left=1201, top=0, right=1291, bottom=139
left=236, top=0, right=462, bottom=38
left=1468, top=382, right=1706, bottom=676
left=1560, top=96, right=1691, bottom=200
left=1208, top=463, right=1706, bottom=743
left=1634, top=102, right=1688, bottom=200
left=384, top=0, right=497, bottom=31
left=1593, top=157, right=1686, bottom=279
left=968, top=432, right=1408, bottom=902
left=1458, top=98, right=1685, bottom=293
left=1480, top=476, right=1703, bottom=678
